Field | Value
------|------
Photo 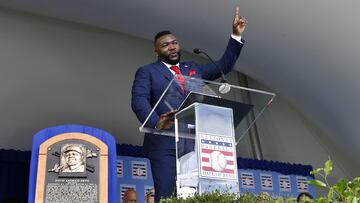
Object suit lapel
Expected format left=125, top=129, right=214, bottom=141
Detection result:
left=154, top=61, right=174, bottom=81
left=154, top=61, right=185, bottom=94
left=180, top=62, right=190, bottom=76
left=154, top=61, right=198, bottom=94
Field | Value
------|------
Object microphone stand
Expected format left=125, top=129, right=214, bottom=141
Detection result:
left=193, top=48, right=231, bottom=94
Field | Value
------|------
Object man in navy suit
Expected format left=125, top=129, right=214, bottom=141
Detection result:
left=131, top=7, right=247, bottom=202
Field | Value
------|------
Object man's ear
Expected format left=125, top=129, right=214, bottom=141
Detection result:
left=154, top=50, right=158, bottom=57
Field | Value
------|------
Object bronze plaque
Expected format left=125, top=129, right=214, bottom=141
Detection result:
left=35, top=133, right=108, bottom=203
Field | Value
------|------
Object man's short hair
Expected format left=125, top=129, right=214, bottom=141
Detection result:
left=296, top=192, right=313, bottom=202
left=154, top=30, right=172, bottom=43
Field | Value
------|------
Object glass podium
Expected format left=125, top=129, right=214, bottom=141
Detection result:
left=139, top=75, right=275, bottom=197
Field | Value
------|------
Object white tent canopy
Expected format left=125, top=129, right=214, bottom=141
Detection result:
left=0, top=0, right=359, bottom=180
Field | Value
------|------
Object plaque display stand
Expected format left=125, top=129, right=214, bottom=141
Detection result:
left=28, top=125, right=117, bottom=203
left=139, top=75, right=275, bottom=197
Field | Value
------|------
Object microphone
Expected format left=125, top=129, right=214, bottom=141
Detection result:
left=193, top=48, right=231, bottom=94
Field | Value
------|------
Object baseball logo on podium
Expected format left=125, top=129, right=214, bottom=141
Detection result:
left=199, top=133, right=237, bottom=181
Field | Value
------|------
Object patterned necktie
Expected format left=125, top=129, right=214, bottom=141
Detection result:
left=170, top=65, right=185, bottom=93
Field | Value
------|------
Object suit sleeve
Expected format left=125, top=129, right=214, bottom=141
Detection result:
left=200, top=37, right=244, bottom=81
left=131, top=67, right=160, bottom=128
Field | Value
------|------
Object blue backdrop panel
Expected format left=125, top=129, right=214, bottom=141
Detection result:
left=115, top=156, right=315, bottom=200
left=28, top=124, right=118, bottom=203
left=0, top=149, right=31, bottom=202
left=239, top=169, right=316, bottom=198
left=237, top=157, right=314, bottom=178
left=117, top=156, right=154, bottom=203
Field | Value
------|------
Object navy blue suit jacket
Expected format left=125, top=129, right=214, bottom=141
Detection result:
left=131, top=38, right=244, bottom=152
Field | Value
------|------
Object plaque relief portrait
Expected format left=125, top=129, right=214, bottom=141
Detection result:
left=48, top=143, right=97, bottom=175
left=61, top=144, right=86, bottom=173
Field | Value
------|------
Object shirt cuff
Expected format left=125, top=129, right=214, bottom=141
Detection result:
left=231, top=34, right=243, bottom=44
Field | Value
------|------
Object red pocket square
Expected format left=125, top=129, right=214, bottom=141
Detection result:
left=188, top=69, right=196, bottom=76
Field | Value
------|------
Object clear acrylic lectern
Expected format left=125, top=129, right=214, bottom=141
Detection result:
left=139, top=75, right=275, bottom=197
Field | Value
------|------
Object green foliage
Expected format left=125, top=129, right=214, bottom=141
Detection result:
left=160, top=190, right=238, bottom=203
left=161, top=191, right=295, bottom=203
left=308, top=180, right=327, bottom=188
left=161, top=159, right=359, bottom=203
left=308, top=159, right=360, bottom=203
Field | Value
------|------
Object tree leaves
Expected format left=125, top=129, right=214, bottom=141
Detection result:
left=324, top=159, right=333, bottom=176
left=162, top=158, right=360, bottom=203
left=308, top=179, right=327, bottom=188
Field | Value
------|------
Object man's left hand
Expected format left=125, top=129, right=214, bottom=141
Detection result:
left=232, top=7, right=247, bottom=36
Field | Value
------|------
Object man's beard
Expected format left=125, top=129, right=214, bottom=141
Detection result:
left=158, top=51, right=181, bottom=65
